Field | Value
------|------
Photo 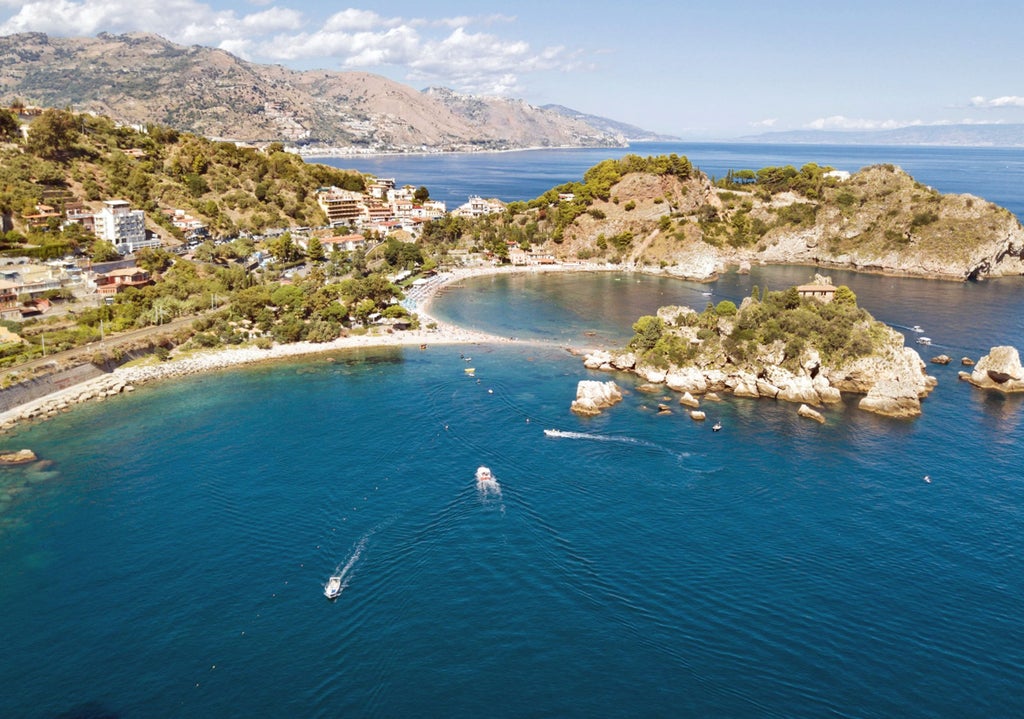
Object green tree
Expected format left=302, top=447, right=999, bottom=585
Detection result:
left=26, top=108, right=79, bottom=158
left=307, top=236, right=326, bottom=262
left=630, top=315, right=664, bottom=352
left=91, top=239, right=121, bottom=262
left=0, top=109, right=20, bottom=141
left=414, top=186, right=430, bottom=202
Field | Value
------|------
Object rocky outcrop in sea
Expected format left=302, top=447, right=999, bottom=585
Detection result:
left=959, top=345, right=1024, bottom=392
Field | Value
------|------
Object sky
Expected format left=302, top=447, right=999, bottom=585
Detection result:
left=1, top=0, right=1023, bottom=138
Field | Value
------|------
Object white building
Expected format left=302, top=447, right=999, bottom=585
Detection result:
left=95, top=200, right=157, bottom=255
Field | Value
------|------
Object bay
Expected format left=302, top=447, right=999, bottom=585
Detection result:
left=314, top=141, right=1024, bottom=220
left=1, top=146, right=1024, bottom=718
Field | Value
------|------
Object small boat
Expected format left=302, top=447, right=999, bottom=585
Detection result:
left=702, top=291, right=713, bottom=296
left=324, top=574, right=343, bottom=600
left=911, top=325, right=924, bottom=333
left=464, top=367, right=475, bottom=376
left=916, top=337, right=932, bottom=345
left=475, top=466, right=493, bottom=482
left=712, top=421, right=722, bottom=432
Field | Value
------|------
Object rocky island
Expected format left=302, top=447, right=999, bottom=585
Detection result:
left=959, top=345, right=1024, bottom=392
left=581, top=277, right=936, bottom=419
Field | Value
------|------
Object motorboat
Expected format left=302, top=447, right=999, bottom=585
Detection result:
left=475, top=466, right=493, bottom=482
left=712, top=421, right=722, bottom=432
left=911, top=325, right=924, bottom=333
left=916, top=337, right=932, bottom=345
left=324, top=574, right=343, bottom=600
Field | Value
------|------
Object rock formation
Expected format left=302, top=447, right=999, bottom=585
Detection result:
left=0, top=448, right=37, bottom=463
left=960, top=346, right=1024, bottom=392
left=584, top=289, right=938, bottom=419
left=797, top=404, right=826, bottom=423
left=570, top=380, right=623, bottom=416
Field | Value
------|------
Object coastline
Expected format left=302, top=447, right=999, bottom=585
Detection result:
left=0, top=263, right=606, bottom=435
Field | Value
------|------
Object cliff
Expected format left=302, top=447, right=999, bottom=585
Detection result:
left=496, top=157, right=1024, bottom=281
left=582, top=283, right=936, bottom=418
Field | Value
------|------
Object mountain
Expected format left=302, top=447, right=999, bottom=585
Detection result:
left=736, top=124, right=1024, bottom=147
left=0, top=32, right=639, bottom=152
left=540, top=104, right=679, bottom=142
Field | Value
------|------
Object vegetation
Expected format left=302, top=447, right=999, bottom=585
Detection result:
left=628, top=284, right=882, bottom=372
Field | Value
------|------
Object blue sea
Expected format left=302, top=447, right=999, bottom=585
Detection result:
left=2, top=145, right=1024, bottom=718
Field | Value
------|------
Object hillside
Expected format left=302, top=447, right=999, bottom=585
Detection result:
left=464, top=156, right=1024, bottom=280
left=0, top=32, right=629, bottom=152
left=0, top=108, right=366, bottom=243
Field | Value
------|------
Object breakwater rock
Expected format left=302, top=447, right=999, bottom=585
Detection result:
left=959, top=345, right=1024, bottom=392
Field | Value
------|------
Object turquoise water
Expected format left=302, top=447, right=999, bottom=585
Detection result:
left=1, top=266, right=1022, bottom=718
left=3, top=144, right=1024, bottom=717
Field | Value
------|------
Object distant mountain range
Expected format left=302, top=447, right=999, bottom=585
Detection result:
left=0, top=32, right=663, bottom=152
left=737, top=124, right=1024, bottom=147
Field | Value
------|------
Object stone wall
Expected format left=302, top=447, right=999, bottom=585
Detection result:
left=0, top=363, right=107, bottom=414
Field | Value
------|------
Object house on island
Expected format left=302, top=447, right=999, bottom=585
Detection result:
left=796, top=282, right=837, bottom=302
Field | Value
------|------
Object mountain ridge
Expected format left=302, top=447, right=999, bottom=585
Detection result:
left=736, top=124, right=1024, bottom=147
left=0, top=31, right=644, bottom=153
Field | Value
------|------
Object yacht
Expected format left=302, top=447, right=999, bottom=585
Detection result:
left=911, top=325, right=924, bottom=333
left=475, top=466, right=493, bottom=482
left=916, top=337, right=932, bottom=345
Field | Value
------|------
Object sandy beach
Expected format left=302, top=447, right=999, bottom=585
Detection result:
left=0, top=263, right=607, bottom=433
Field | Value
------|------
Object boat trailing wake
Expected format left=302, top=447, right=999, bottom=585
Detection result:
left=327, top=531, right=372, bottom=598
left=543, top=427, right=700, bottom=468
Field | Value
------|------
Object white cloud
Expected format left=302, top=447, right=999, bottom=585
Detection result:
left=969, top=95, right=1024, bottom=108
left=805, top=115, right=921, bottom=131
left=750, top=118, right=777, bottom=128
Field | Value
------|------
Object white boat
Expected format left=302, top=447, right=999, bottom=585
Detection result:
left=324, top=574, right=342, bottom=600
left=916, top=337, right=932, bottom=345
left=712, top=421, right=722, bottom=432
left=911, top=325, right=924, bottom=333
left=475, top=466, right=493, bottom=482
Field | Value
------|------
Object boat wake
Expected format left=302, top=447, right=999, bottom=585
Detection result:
left=325, top=531, right=372, bottom=600
left=476, top=465, right=502, bottom=498
left=543, top=428, right=697, bottom=467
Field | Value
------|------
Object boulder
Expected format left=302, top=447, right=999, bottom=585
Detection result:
left=570, top=380, right=623, bottom=416
left=966, top=345, right=1024, bottom=392
left=728, top=372, right=760, bottom=398
left=704, top=392, right=722, bottom=402
left=797, top=404, right=826, bottom=424
left=635, top=363, right=667, bottom=384
left=756, top=378, right=781, bottom=399
left=665, top=366, right=708, bottom=394
left=583, top=350, right=613, bottom=370
left=657, top=404, right=672, bottom=414
left=961, top=357, right=975, bottom=366
left=636, top=383, right=663, bottom=393
left=678, top=392, right=700, bottom=408
left=857, top=378, right=923, bottom=418
left=610, top=352, right=637, bottom=370
left=812, top=375, right=843, bottom=404
left=689, top=410, right=706, bottom=421
left=930, top=354, right=951, bottom=365
left=0, top=449, right=37, bottom=464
